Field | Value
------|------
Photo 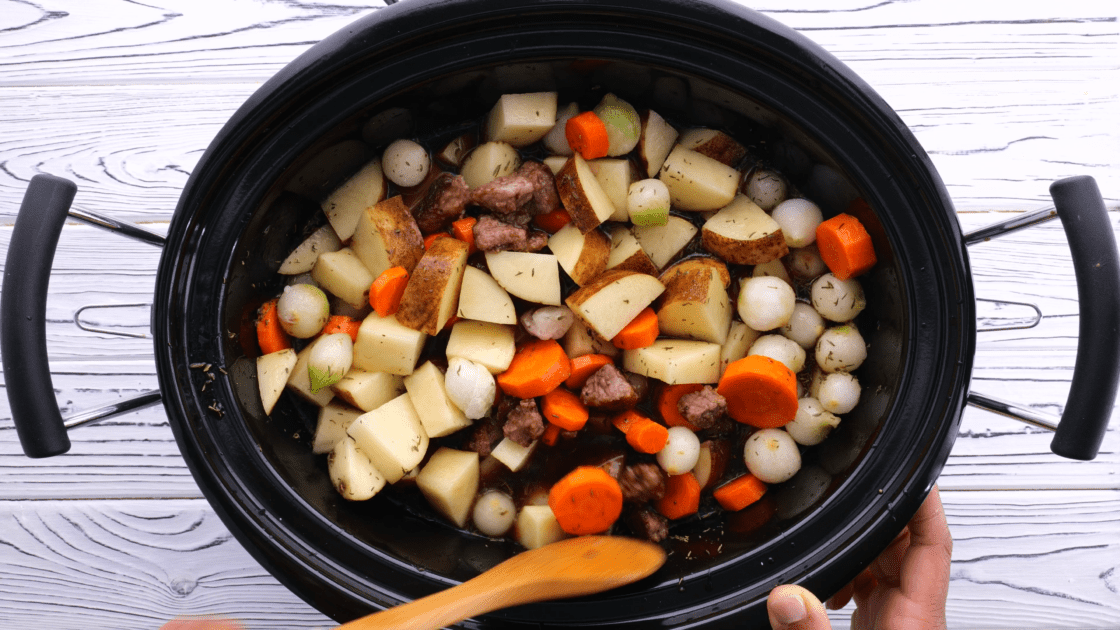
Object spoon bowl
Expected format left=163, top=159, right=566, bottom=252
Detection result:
left=337, top=536, right=667, bottom=630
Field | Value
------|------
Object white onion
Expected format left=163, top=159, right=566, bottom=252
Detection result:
left=627, top=179, right=671, bottom=226
left=771, top=198, right=823, bottom=248
left=594, top=93, right=640, bottom=156
left=657, top=426, right=701, bottom=475
left=307, top=333, right=353, bottom=393
left=382, top=139, right=430, bottom=187
left=444, top=357, right=496, bottom=420
left=787, top=244, right=828, bottom=279
left=811, top=273, right=866, bottom=322
left=752, top=259, right=792, bottom=286
left=737, top=276, right=796, bottom=331
left=785, top=398, right=841, bottom=446
left=817, top=372, right=861, bottom=414
left=472, top=490, right=517, bottom=537
left=276, top=283, right=329, bottom=338
left=543, top=102, right=579, bottom=156
left=744, top=168, right=788, bottom=211
left=815, top=325, right=867, bottom=373
left=781, top=301, right=826, bottom=349
left=744, top=428, right=801, bottom=484
left=748, top=334, right=806, bottom=373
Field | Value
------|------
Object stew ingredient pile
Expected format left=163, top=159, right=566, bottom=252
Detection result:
left=252, top=89, right=877, bottom=550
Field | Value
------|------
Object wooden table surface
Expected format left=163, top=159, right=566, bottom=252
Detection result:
left=1, top=1, right=1117, bottom=628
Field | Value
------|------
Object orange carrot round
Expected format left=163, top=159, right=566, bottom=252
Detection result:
left=450, top=216, right=478, bottom=254
left=256, top=298, right=291, bottom=354
left=717, top=355, right=799, bottom=428
left=321, top=315, right=361, bottom=342
left=656, top=472, right=701, bottom=520
left=496, top=339, right=572, bottom=399
left=565, top=353, right=614, bottom=389
left=541, top=388, right=589, bottom=431
left=548, top=466, right=623, bottom=535
left=565, top=111, right=610, bottom=160
left=625, top=418, right=670, bottom=454
left=541, top=422, right=563, bottom=446
left=610, top=306, right=659, bottom=350
left=712, top=473, right=768, bottom=511
left=533, top=208, right=572, bottom=233
left=815, top=212, right=877, bottom=280
left=656, top=383, right=705, bottom=431
left=369, top=266, right=410, bottom=317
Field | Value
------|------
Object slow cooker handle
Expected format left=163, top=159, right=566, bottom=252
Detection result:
left=966, top=176, right=1119, bottom=461
left=1, top=175, right=163, bottom=458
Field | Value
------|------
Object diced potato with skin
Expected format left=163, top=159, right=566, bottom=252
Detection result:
left=350, top=196, right=425, bottom=278
left=311, top=247, right=374, bottom=309
left=331, top=369, right=405, bottom=412
left=353, top=311, right=427, bottom=376
left=460, top=141, right=521, bottom=188
left=485, top=92, right=558, bottom=147
left=561, top=320, right=621, bottom=360
left=347, top=393, right=429, bottom=483
left=313, top=401, right=363, bottom=454
left=631, top=215, right=698, bottom=269
left=702, top=195, right=788, bottom=265
left=403, top=361, right=472, bottom=438
left=257, top=349, right=297, bottom=415
left=484, top=251, right=561, bottom=306
left=543, top=155, right=568, bottom=175
left=556, top=154, right=617, bottom=233
left=589, top=158, right=634, bottom=222
left=445, top=320, right=517, bottom=374
left=658, top=145, right=739, bottom=211
left=457, top=266, right=517, bottom=325
left=659, top=256, right=731, bottom=289
left=286, top=337, right=335, bottom=407
left=396, top=237, right=470, bottom=335
left=720, top=321, right=762, bottom=376
left=638, top=109, right=679, bottom=178
left=678, top=128, right=747, bottom=167
left=604, top=224, right=658, bottom=276
left=491, top=438, right=538, bottom=472
left=417, top=447, right=480, bottom=528
left=547, top=223, right=610, bottom=287
left=328, top=437, right=386, bottom=501
left=321, top=159, right=386, bottom=241
left=565, top=269, right=666, bottom=342
left=516, top=504, right=567, bottom=550
left=623, top=339, right=722, bottom=385
left=657, top=268, right=733, bottom=345
left=278, top=224, right=342, bottom=275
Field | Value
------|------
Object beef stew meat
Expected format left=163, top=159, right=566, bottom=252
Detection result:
left=251, top=81, right=878, bottom=551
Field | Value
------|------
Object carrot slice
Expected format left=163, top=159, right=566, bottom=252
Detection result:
left=656, top=472, right=701, bottom=520
left=533, top=208, right=572, bottom=233
left=610, top=409, right=645, bottom=434
left=496, top=339, right=572, bottom=399
left=548, top=466, right=624, bottom=535
left=451, top=216, right=478, bottom=254
left=610, top=307, right=659, bottom=350
left=625, top=418, right=669, bottom=454
left=712, top=473, right=768, bottom=511
left=541, top=422, right=563, bottom=446
left=321, top=314, right=361, bottom=342
left=656, top=383, right=705, bottom=431
left=541, top=388, right=589, bottom=431
left=256, top=298, right=291, bottom=354
left=815, top=212, right=877, bottom=280
left=565, top=353, right=615, bottom=389
left=368, top=266, right=410, bottom=317
left=565, top=111, right=610, bottom=160
left=717, top=355, right=799, bottom=428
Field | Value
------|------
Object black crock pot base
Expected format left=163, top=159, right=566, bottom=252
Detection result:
left=154, top=1, right=974, bottom=627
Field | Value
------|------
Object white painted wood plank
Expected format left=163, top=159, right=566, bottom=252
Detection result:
left=0, top=491, right=1115, bottom=630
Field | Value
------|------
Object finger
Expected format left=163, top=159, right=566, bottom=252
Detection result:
left=868, top=526, right=910, bottom=585
left=767, top=584, right=833, bottom=630
left=825, top=581, right=854, bottom=610
left=850, top=568, right=877, bottom=606
left=897, top=485, right=953, bottom=606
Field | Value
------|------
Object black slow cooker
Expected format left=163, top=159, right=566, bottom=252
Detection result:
left=4, top=1, right=1117, bottom=627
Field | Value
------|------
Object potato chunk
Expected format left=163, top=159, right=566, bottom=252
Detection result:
left=457, top=266, right=517, bottom=325
left=631, top=215, right=698, bottom=269
left=658, top=145, right=739, bottom=211
left=353, top=311, right=427, bottom=376
left=417, top=447, right=480, bottom=528
left=516, top=504, right=568, bottom=550
left=331, top=369, right=405, bottom=412
left=347, top=393, right=429, bottom=483
left=313, top=401, right=362, bottom=455
left=328, top=437, right=385, bottom=501
left=311, top=247, right=374, bottom=308
left=623, top=339, right=722, bottom=385
left=257, top=349, right=297, bottom=415
left=701, top=195, right=788, bottom=265
left=445, top=320, right=517, bottom=374
left=565, top=269, right=665, bottom=341
left=404, top=361, right=472, bottom=438
left=547, top=223, right=610, bottom=287
left=657, top=268, right=733, bottom=344
left=556, top=154, right=617, bottom=233
left=485, top=251, right=561, bottom=306
left=350, top=195, right=425, bottom=278
left=485, top=92, right=558, bottom=147
left=321, top=158, right=386, bottom=240
left=396, top=237, right=470, bottom=335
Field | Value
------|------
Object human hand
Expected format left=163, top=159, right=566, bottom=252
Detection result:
left=767, top=484, right=952, bottom=630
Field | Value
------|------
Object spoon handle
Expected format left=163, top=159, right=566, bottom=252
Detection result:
left=336, top=577, right=513, bottom=630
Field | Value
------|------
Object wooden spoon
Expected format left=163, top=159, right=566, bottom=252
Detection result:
left=336, top=535, right=667, bottom=630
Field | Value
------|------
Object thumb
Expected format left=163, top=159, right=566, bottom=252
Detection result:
left=768, top=584, right=833, bottom=630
